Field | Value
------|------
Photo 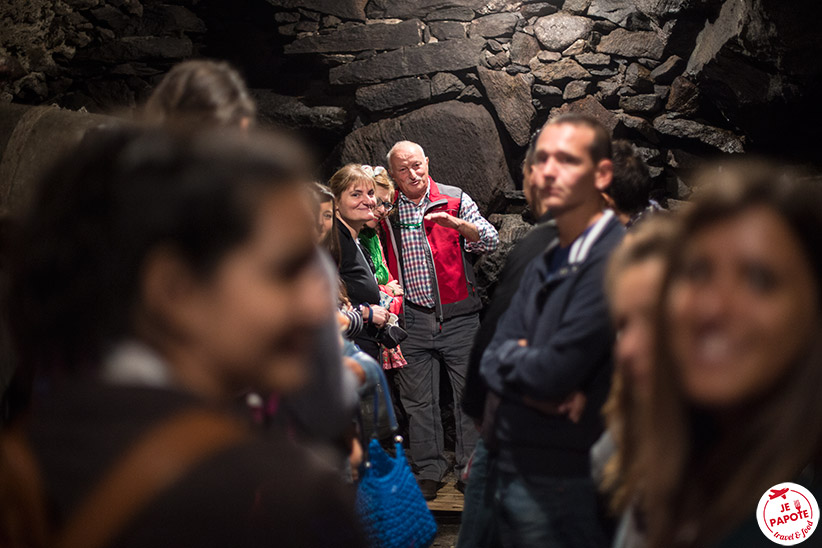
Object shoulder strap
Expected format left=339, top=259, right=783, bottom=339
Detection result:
left=2, top=408, right=251, bottom=548
left=0, top=425, right=49, bottom=548
left=58, top=408, right=251, bottom=548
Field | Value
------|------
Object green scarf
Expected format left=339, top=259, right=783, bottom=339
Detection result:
left=359, top=227, right=390, bottom=285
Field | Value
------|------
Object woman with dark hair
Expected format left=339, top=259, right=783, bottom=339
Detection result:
left=634, top=160, right=822, bottom=548
left=0, top=127, right=364, bottom=548
left=328, top=164, right=390, bottom=360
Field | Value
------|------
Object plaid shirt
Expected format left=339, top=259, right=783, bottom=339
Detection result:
left=398, top=183, right=498, bottom=307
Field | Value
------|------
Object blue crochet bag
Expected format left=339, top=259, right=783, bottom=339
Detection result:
left=355, top=368, right=437, bottom=548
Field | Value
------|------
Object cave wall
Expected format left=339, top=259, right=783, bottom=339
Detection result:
left=2, top=0, right=821, bottom=213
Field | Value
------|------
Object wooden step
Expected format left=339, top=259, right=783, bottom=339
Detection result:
left=427, top=480, right=464, bottom=512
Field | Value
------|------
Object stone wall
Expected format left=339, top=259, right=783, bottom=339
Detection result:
left=2, top=0, right=820, bottom=212
left=0, top=0, right=206, bottom=112
left=255, top=0, right=820, bottom=210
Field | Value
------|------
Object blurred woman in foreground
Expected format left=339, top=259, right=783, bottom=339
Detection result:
left=0, top=127, right=363, bottom=548
left=636, top=161, right=822, bottom=548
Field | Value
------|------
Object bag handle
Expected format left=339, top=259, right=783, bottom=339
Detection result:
left=1, top=408, right=250, bottom=548
left=57, top=408, right=251, bottom=548
left=371, top=367, right=399, bottom=438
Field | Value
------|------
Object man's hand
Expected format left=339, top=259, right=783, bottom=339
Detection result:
left=557, top=391, right=587, bottom=423
left=522, top=391, right=587, bottom=423
left=425, top=212, right=480, bottom=242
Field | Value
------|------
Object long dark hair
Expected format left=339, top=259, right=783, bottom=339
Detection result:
left=4, top=126, right=309, bottom=377
left=639, top=160, right=822, bottom=547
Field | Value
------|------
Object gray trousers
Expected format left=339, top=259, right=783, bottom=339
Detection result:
left=396, top=304, right=480, bottom=481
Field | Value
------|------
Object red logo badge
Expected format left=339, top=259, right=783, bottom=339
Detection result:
left=757, top=482, right=818, bottom=545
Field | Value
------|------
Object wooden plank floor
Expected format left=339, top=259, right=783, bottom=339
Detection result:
left=427, top=480, right=464, bottom=512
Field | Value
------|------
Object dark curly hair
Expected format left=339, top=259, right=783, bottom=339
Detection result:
left=4, top=125, right=309, bottom=376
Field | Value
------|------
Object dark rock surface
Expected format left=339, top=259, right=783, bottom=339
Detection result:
left=469, top=13, right=520, bottom=38
left=533, top=13, right=594, bottom=51
left=653, top=114, right=744, bottom=153
left=597, top=28, right=667, bottom=60
left=284, top=20, right=423, bottom=53
left=355, top=76, right=431, bottom=112
left=478, top=66, right=536, bottom=146
left=329, top=39, right=484, bottom=85
left=335, top=101, right=514, bottom=213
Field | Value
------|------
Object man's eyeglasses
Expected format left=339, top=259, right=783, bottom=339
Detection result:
left=375, top=199, right=394, bottom=212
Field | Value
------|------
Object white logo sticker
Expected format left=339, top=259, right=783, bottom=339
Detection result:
left=757, top=482, right=818, bottom=545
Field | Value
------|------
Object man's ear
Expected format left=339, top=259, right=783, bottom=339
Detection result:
left=594, top=158, right=613, bottom=193
left=137, top=247, right=205, bottom=343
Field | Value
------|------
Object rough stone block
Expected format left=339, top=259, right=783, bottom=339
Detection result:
left=431, top=72, right=465, bottom=96
left=653, top=114, right=744, bottom=153
left=537, top=51, right=562, bottom=63
left=470, top=13, right=520, bottom=38
left=552, top=95, right=618, bottom=133
left=619, top=93, right=662, bottom=114
left=563, top=80, right=591, bottom=100
left=108, top=36, right=192, bottom=61
left=532, top=58, right=591, bottom=85
left=368, top=0, right=486, bottom=19
left=429, top=21, right=466, bottom=41
left=90, top=5, right=135, bottom=34
left=458, top=84, right=483, bottom=100
left=533, top=84, right=563, bottom=97
left=575, top=52, right=611, bottom=66
left=355, top=76, right=431, bottom=112
left=485, top=50, right=511, bottom=70
left=587, top=0, right=636, bottom=27
left=264, top=0, right=368, bottom=21
left=423, top=7, right=477, bottom=21
left=329, top=38, right=484, bottom=85
left=534, top=13, right=593, bottom=51
left=624, top=62, right=654, bottom=93
left=666, top=75, right=699, bottom=115
left=478, top=66, right=536, bottom=146
left=597, top=28, right=667, bottom=60
left=615, top=112, right=659, bottom=143
left=562, top=39, right=587, bottom=57
left=510, top=31, right=541, bottom=66
left=649, top=54, right=683, bottom=84
left=252, top=89, right=348, bottom=132
left=521, top=2, right=558, bottom=18
left=562, top=0, right=592, bottom=15
left=284, top=19, right=423, bottom=54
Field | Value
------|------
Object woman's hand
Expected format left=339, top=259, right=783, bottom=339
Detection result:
left=369, top=305, right=390, bottom=328
left=385, top=280, right=404, bottom=296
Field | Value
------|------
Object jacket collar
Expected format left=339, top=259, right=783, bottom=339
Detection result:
left=568, top=209, right=616, bottom=265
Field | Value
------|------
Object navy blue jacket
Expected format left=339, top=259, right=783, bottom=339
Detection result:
left=480, top=211, right=625, bottom=475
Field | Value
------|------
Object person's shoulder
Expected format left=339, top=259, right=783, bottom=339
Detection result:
left=433, top=181, right=464, bottom=199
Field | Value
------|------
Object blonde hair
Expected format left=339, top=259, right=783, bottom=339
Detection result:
left=373, top=169, right=395, bottom=202
left=599, top=214, right=677, bottom=513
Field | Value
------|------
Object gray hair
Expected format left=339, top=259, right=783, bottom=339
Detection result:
left=386, top=140, right=426, bottom=167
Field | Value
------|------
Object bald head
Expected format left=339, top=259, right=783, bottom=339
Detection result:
left=386, top=140, right=425, bottom=166
left=387, top=140, right=430, bottom=203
